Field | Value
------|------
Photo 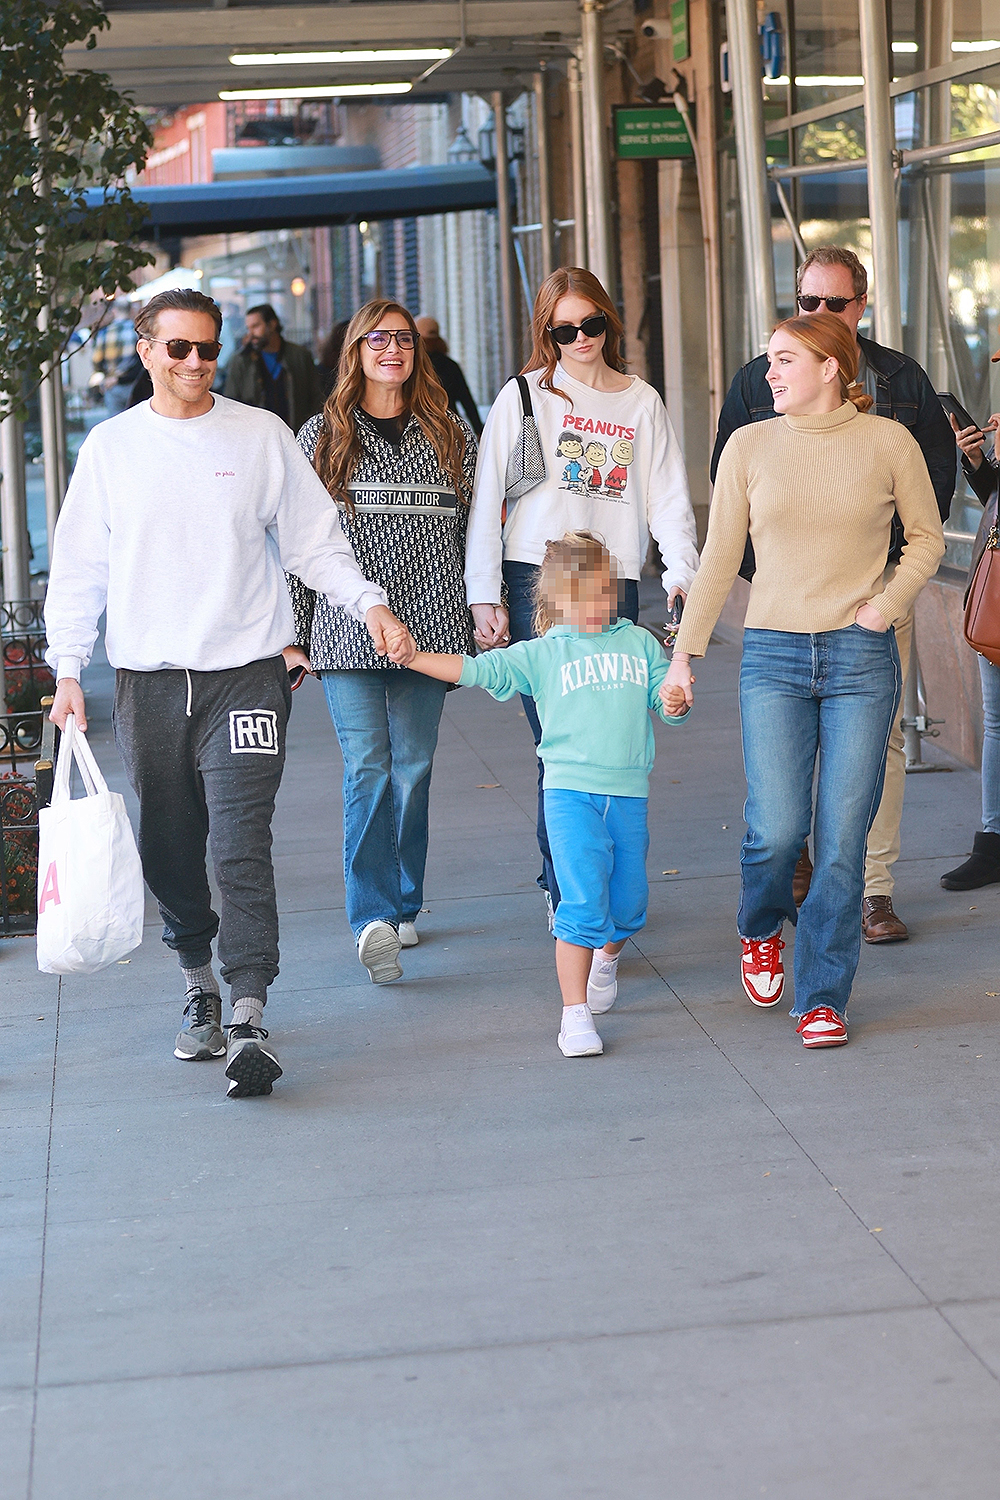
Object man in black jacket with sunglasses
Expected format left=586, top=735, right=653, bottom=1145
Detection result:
left=711, top=244, right=955, bottom=947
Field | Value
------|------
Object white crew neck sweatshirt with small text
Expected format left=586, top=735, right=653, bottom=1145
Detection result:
left=464, top=365, right=699, bottom=605
left=45, top=395, right=387, bottom=678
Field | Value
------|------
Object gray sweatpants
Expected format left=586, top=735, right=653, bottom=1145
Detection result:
left=114, top=656, right=292, bottom=1003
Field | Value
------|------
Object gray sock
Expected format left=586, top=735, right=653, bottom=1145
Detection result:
left=231, top=997, right=264, bottom=1029
left=182, top=962, right=219, bottom=999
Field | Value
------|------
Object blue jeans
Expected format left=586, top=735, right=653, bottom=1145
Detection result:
left=321, top=669, right=448, bottom=937
left=978, top=654, right=1000, bottom=834
left=739, top=626, right=901, bottom=1018
left=545, top=790, right=649, bottom=948
left=503, top=560, right=639, bottom=905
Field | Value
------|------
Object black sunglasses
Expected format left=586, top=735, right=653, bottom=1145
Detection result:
left=547, top=313, right=608, bottom=346
left=143, top=337, right=222, bottom=361
left=796, top=294, right=859, bottom=314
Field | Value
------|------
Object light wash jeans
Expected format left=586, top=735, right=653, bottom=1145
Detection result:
left=978, top=654, right=1000, bottom=834
left=321, top=669, right=448, bottom=937
left=739, top=626, right=900, bottom=1018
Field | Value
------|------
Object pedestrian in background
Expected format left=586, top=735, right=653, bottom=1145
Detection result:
left=225, top=302, right=325, bottom=431
left=89, top=297, right=138, bottom=418
left=712, top=246, right=955, bottom=944
left=464, top=265, right=699, bottom=929
left=286, top=299, right=476, bottom=987
left=319, top=319, right=351, bottom=397
left=667, top=314, right=944, bottom=1050
left=415, top=315, right=484, bottom=436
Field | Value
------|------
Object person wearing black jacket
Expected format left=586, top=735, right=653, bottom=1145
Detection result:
left=414, top=317, right=483, bottom=437
left=224, top=303, right=326, bottom=432
left=711, top=246, right=956, bottom=945
left=941, top=379, right=1000, bottom=891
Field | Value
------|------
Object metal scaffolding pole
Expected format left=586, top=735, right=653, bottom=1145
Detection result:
left=492, top=91, right=519, bottom=377
left=579, top=2, right=614, bottom=294
left=0, top=415, right=30, bottom=603
left=568, top=52, right=587, bottom=268
left=38, top=351, right=65, bottom=563
left=859, top=0, right=903, bottom=348
left=727, top=0, right=777, bottom=354
left=533, top=68, right=555, bottom=284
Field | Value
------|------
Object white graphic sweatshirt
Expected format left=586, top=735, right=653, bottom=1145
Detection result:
left=45, top=396, right=387, bottom=678
left=464, top=365, right=699, bottom=605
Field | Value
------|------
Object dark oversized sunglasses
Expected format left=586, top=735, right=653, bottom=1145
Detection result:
left=548, top=313, right=608, bottom=346
left=362, top=329, right=418, bottom=350
left=796, top=294, right=859, bottom=314
left=143, top=337, right=222, bottom=361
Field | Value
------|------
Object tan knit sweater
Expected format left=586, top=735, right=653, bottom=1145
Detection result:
left=675, top=402, right=945, bottom=658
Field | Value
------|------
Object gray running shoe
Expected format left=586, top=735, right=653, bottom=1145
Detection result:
left=357, top=920, right=403, bottom=984
left=174, top=992, right=226, bottom=1060
left=225, top=1024, right=282, bottom=1098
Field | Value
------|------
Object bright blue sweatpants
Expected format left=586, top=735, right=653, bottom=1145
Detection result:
left=544, top=789, right=650, bottom=949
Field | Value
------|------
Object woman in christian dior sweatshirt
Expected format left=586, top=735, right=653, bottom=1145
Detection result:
left=464, top=266, right=700, bottom=919
left=285, top=299, right=476, bottom=988
left=666, top=313, right=944, bottom=1051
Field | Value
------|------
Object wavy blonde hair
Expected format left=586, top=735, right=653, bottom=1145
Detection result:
left=312, top=299, right=468, bottom=515
left=533, top=530, right=616, bottom=635
left=772, top=312, right=874, bottom=412
left=522, top=267, right=625, bottom=406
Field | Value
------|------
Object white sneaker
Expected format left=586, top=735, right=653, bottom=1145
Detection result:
left=398, top=921, right=419, bottom=948
left=558, top=1003, right=604, bottom=1058
left=587, top=952, right=619, bottom=1014
left=357, top=921, right=403, bottom=984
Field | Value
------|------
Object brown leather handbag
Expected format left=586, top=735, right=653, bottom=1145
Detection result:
left=964, top=504, right=1000, bottom=666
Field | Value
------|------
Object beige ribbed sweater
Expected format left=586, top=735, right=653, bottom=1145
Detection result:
left=675, top=402, right=945, bottom=658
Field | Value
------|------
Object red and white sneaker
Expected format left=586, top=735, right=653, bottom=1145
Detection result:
left=795, top=1006, right=848, bottom=1048
left=740, top=936, right=785, bottom=1006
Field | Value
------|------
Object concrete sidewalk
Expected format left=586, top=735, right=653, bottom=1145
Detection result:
left=5, top=621, right=1000, bottom=1499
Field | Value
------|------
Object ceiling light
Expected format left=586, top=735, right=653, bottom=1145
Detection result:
left=793, top=75, right=865, bottom=86
left=229, top=49, right=453, bottom=67
left=219, top=82, right=413, bottom=101
left=952, top=40, right=1000, bottom=51
left=892, top=41, right=919, bottom=53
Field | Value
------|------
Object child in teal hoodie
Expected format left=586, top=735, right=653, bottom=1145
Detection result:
left=387, top=531, right=690, bottom=1058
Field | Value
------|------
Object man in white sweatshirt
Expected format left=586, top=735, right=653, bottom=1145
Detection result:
left=46, top=289, right=411, bottom=1098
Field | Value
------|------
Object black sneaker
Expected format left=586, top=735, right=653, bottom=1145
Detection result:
left=174, top=992, right=226, bottom=1060
left=225, top=1025, right=282, bottom=1098
left=941, top=832, right=1000, bottom=891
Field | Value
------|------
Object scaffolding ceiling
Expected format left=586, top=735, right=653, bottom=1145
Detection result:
left=69, top=1, right=588, bottom=107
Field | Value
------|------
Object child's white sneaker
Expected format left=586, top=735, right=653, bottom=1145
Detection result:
left=357, top=921, right=403, bottom=984
left=398, top=921, right=419, bottom=948
left=558, top=1004, right=604, bottom=1057
left=587, top=952, right=619, bottom=1013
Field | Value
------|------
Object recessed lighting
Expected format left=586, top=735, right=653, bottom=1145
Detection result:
left=952, top=40, right=1000, bottom=51
left=218, top=82, right=413, bottom=101
left=229, top=49, right=452, bottom=67
left=892, top=41, right=919, bottom=53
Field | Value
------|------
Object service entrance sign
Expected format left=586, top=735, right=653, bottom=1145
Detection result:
left=613, top=105, right=693, bottom=159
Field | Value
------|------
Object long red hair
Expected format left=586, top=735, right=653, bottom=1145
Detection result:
left=522, top=267, right=625, bottom=404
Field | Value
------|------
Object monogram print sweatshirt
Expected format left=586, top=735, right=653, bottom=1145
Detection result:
left=45, top=395, right=387, bottom=678
left=464, top=366, right=700, bottom=605
left=459, top=619, right=688, bottom=797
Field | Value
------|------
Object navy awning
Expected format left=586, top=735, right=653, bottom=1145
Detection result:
left=85, top=162, right=497, bottom=240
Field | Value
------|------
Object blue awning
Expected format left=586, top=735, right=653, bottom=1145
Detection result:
left=86, top=162, right=497, bottom=240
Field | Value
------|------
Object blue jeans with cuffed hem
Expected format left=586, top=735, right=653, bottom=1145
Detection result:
left=544, top=789, right=649, bottom=949
left=978, top=654, right=1000, bottom=834
left=503, top=560, right=639, bottom=906
left=321, top=669, right=448, bottom=938
left=738, top=626, right=900, bottom=1018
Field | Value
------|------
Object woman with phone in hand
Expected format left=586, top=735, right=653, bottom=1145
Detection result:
left=941, top=373, right=1000, bottom=891
left=285, top=299, right=476, bottom=985
left=464, top=266, right=699, bottom=923
left=665, top=314, right=944, bottom=1050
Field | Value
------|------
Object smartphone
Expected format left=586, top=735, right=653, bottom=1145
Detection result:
left=665, top=594, right=684, bottom=641
left=938, top=391, right=981, bottom=433
left=287, top=665, right=308, bottom=690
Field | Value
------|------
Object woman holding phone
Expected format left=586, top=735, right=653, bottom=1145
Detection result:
left=285, top=299, right=476, bottom=985
left=464, top=266, right=699, bottom=922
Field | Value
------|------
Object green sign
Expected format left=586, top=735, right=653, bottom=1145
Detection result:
left=613, top=105, right=693, bottom=160
left=671, top=0, right=689, bottom=62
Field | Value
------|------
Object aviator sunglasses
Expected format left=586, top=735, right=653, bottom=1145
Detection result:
left=362, top=329, right=418, bottom=350
left=548, top=313, right=608, bottom=346
left=142, top=337, right=223, bottom=361
left=796, top=294, right=860, bottom=314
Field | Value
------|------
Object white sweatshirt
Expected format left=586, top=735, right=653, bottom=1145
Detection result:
left=45, top=396, right=387, bottom=678
left=464, top=365, right=699, bottom=604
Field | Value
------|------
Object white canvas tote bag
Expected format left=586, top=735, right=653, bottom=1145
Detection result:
left=36, top=713, right=145, bottom=974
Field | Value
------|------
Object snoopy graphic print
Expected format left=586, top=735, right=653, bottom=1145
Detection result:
left=555, top=413, right=635, bottom=504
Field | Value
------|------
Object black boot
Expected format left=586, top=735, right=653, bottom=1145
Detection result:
left=940, top=832, right=1000, bottom=891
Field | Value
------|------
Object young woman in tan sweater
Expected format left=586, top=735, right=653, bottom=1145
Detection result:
left=665, top=314, right=944, bottom=1049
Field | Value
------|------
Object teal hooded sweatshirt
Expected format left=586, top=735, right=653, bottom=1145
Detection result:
left=458, top=619, right=688, bottom=798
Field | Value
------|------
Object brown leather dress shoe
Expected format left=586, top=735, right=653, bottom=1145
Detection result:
left=862, top=896, right=909, bottom=944
left=792, top=844, right=813, bottom=907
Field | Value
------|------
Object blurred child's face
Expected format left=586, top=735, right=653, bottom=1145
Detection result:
left=551, top=563, right=614, bottom=634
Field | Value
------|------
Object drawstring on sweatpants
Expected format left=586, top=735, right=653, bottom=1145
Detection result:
left=184, top=668, right=193, bottom=718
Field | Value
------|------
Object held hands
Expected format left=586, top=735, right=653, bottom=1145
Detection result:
left=470, top=603, right=510, bottom=651
left=50, top=678, right=87, bottom=732
left=366, top=605, right=415, bottom=661
left=950, top=411, right=999, bottom=470
left=855, top=602, right=889, bottom=632
left=663, top=652, right=695, bottom=712
left=385, top=627, right=416, bottom=666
